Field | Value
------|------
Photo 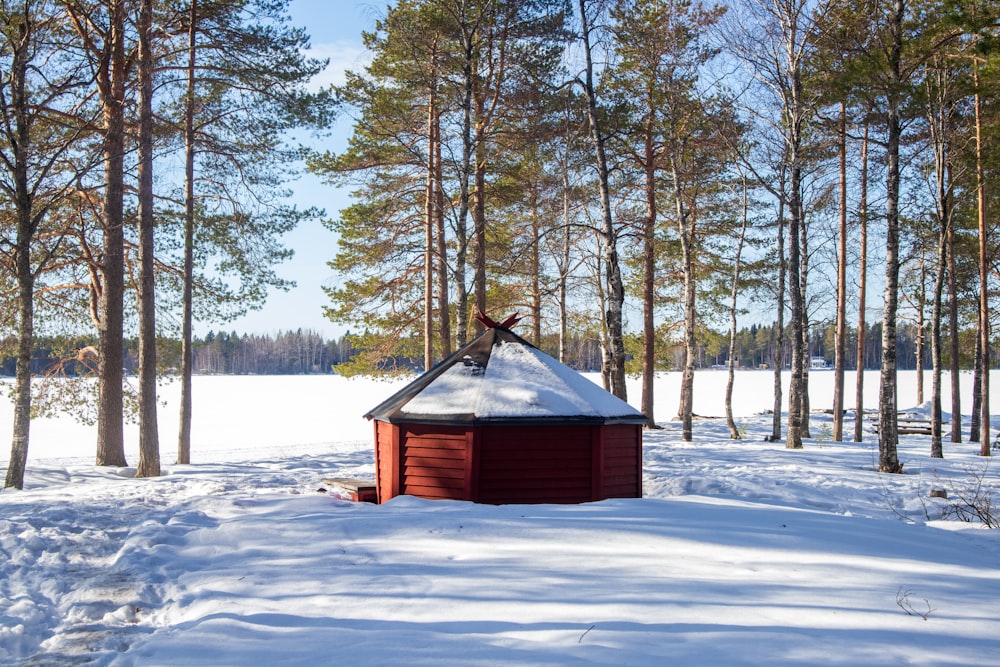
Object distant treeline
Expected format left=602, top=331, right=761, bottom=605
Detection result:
left=4, top=321, right=984, bottom=379
left=0, top=330, right=355, bottom=377
left=702, top=321, right=978, bottom=372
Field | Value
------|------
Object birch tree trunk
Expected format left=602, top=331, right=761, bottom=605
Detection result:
left=578, top=0, right=627, bottom=400
left=726, top=178, right=749, bottom=439
left=877, top=0, right=904, bottom=474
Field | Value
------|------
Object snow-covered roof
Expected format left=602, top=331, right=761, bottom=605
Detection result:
left=364, top=327, right=646, bottom=424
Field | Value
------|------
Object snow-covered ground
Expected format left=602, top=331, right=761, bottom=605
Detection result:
left=2, top=370, right=999, bottom=666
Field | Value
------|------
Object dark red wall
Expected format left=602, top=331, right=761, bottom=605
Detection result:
left=375, top=421, right=642, bottom=504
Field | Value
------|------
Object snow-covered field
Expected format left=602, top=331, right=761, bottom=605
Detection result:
left=2, top=370, right=999, bottom=666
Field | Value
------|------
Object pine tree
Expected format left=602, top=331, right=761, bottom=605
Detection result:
left=1, top=0, right=91, bottom=488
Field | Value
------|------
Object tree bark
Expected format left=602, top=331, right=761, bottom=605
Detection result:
left=135, top=0, right=160, bottom=478
left=973, top=56, right=991, bottom=456
left=833, top=102, right=847, bottom=441
left=424, top=84, right=437, bottom=371
left=772, top=168, right=786, bottom=442
left=96, top=0, right=128, bottom=468
left=787, top=154, right=805, bottom=450
left=578, top=0, right=627, bottom=400
left=178, top=0, right=197, bottom=466
left=971, top=324, right=982, bottom=442
left=4, top=7, right=35, bottom=490
left=947, top=216, right=961, bottom=443
left=641, top=115, right=657, bottom=427
left=434, top=110, right=451, bottom=357
left=854, top=121, right=869, bottom=443
left=672, top=158, right=696, bottom=441
left=877, top=0, right=904, bottom=474
left=726, top=178, right=749, bottom=439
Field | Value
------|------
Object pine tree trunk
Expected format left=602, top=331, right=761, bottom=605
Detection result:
left=772, top=168, right=786, bottom=442
left=178, top=0, right=197, bottom=466
left=96, top=0, right=127, bottom=468
left=5, top=281, right=32, bottom=489
left=947, top=221, right=961, bottom=443
left=434, top=114, right=451, bottom=357
left=971, top=329, right=982, bottom=442
left=135, top=0, right=160, bottom=478
left=4, top=14, right=34, bottom=490
left=559, top=133, right=572, bottom=364
left=974, top=61, right=991, bottom=456
left=530, top=199, right=542, bottom=344
left=455, top=19, right=473, bottom=346
left=473, top=142, right=487, bottom=327
left=833, top=103, right=847, bottom=442
left=641, top=119, right=657, bottom=428
left=915, top=260, right=925, bottom=406
left=854, top=121, right=869, bottom=443
left=424, top=86, right=436, bottom=371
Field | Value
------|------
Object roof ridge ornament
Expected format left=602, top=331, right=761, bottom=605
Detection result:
left=475, top=309, right=522, bottom=330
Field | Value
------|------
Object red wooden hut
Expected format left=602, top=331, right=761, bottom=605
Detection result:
left=364, top=322, right=645, bottom=504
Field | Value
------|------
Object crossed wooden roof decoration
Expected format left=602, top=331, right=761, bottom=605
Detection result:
left=475, top=309, right=522, bottom=331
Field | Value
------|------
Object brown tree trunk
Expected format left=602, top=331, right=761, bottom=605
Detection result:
left=971, top=325, right=982, bottom=442
left=434, top=111, right=451, bottom=357
left=4, top=8, right=34, bottom=490
left=178, top=0, right=197, bottom=466
left=641, top=116, right=657, bottom=427
left=772, top=168, right=786, bottom=442
left=974, top=59, right=991, bottom=456
left=424, top=85, right=437, bottom=371
left=915, top=259, right=925, bottom=406
left=947, top=217, right=961, bottom=443
left=833, top=102, right=847, bottom=441
left=854, top=121, right=869, bottom=443
left=135, top=0, right=160, bottom=478
left=473, top=143, right=487, bottom=330
left=96, top=0, right=128, bottom=468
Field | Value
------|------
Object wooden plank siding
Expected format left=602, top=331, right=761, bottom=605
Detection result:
left=478, top=425, right=593, bottom=504
left=374, top=421, right=641, bottom=504
left=399, top=425, right=471, bottom=501
left=600, top=424, right=642, bottom=498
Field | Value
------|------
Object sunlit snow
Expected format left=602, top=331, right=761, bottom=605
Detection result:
left=1, top=370, right=999, bottom=666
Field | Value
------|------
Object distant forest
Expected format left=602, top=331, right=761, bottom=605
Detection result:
left=2, top=321, right=979, bottom=378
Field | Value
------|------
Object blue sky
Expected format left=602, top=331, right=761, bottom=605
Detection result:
left=221, top=1, right=379, bottom=339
